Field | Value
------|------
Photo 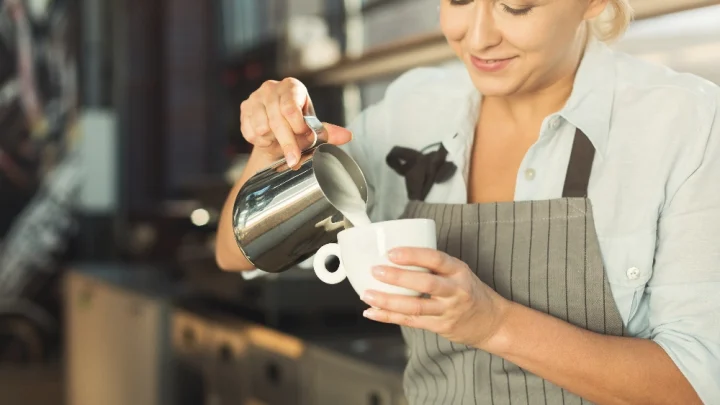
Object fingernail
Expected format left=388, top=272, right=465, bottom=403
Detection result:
left=285, top=151, right=298, bottom=167
left=363, top=308, right=376, bottom=318
left=362, top=291, right=377, bottom=302
left=372, top=266, right=386, bottom=277
left=387, top=249, right=401, bottom=261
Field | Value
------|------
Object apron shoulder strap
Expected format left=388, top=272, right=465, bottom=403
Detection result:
left=562, top=128, right=596, bottom=198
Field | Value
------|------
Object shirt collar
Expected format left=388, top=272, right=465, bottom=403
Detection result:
left=441, top=84, right=480, bottom=158
left=443, top=38, right=617, bottom=158
left=560, top=38, right=616, bottom=157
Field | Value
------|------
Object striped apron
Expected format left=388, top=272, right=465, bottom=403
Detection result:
left=399, top=129, right=625, bottom=405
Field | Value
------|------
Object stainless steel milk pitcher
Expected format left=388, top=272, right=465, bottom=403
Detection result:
left=231, top=109, right=368, bottom=273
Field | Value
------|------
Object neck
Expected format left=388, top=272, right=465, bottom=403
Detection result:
left=481, top=36, right=588, bottom=133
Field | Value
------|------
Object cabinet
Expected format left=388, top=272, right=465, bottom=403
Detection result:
left=204, top=320, right=252, bottom=405
left=64, top=268, right=172, bottom=405
left=305, top=345, right=405, bottom=405
left=246, top=345, right=302, bottom=405
left=172, top=310, right=214, bottom=405
left=65, top=267, right=408, bottom=405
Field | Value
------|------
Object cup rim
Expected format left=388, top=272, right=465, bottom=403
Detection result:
left=337, top=217, right=434, bottom=240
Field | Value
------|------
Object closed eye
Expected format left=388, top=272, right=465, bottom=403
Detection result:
left=502, top=4, right=534, bottom=15
left=447, top=0, right=535, bottom=15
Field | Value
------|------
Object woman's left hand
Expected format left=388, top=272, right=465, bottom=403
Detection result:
left=361, top=247, right=511, bottom=349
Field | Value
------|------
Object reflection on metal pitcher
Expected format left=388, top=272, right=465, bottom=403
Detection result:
left=232, top=115, right=368, bottom=274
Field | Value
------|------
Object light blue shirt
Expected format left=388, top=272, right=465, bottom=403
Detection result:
left=342, top=39, right=720, bottom=402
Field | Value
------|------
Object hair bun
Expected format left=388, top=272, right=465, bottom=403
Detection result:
left=589, top=0, right=634, bottom=43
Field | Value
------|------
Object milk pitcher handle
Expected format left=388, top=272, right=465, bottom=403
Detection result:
left=300, top=97, right=328, bottom=148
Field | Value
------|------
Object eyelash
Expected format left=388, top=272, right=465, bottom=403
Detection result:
left=502, top=4, right=534, bottom=16
left=447, top=0, right=535, bottom=16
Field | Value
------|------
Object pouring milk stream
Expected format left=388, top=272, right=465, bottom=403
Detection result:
left=314, top=150, right=373, bottom=227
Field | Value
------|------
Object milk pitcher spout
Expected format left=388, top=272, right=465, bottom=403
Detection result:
left=231, top=113, right=369, bottom=274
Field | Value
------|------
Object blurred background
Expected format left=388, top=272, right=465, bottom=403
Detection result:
left=0, top=0, right=718, bottom=404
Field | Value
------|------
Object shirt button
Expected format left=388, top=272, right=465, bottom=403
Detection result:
left=524, top=168, right=536, bottom=180
left=626, top=267, right=640, bottom=280
left=549, top=117, right=561, bottom=130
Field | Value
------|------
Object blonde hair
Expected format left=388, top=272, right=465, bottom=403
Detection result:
left=588, top=0, right=634, bottom=42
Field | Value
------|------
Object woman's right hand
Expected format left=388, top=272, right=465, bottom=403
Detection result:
left=240, top=77, right=353, bottom=168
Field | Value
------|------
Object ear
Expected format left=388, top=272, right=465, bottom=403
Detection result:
left=584, top=0, right=610, bottom=20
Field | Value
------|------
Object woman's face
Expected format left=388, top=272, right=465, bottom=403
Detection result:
left=440, top=0, right=608, bottom=96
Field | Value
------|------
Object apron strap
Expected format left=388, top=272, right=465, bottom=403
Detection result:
left=562, top=128, right=596, bottom=198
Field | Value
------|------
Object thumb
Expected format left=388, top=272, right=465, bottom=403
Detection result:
left=323, top=123, right=353, bottom=145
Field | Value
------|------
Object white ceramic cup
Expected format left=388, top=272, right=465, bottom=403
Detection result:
left=313, top=218, right=437, bottom=297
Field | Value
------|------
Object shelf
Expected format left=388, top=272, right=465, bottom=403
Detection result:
left=629, top=0, right=719, bottom=19
left=287, top=31, right=455, bottom=86
left=361, top=0, right=407, bottom=14
left=288, top=0, right=717, bottom=87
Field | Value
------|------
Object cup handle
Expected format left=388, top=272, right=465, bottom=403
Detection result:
left=313, top=244, right=346, bottom=284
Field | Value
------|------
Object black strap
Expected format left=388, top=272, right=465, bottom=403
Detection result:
left=562, top=128, right=595, bottom=198
left=385, top=146, right=421, bottom=176
left=386, top=144, right=457, bottom=201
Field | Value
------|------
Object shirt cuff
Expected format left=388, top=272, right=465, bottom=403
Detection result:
left=239, top=256, right=315, bottom=280
left=240, top=269, right=270, bottom=280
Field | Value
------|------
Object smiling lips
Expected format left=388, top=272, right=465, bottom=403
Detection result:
left=471, top=55, right=517, bottom=73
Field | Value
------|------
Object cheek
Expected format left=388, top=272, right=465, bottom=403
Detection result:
left=440, top=9, right=468, bottom=49
left=502, top=16, right=577, bottom=65
left=440, top=17, right=463, bottom=41
left=501, top=18, right=554, bottom=54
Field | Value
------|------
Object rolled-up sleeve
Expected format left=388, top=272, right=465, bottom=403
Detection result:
left=648, top=92, right=720, bottom=403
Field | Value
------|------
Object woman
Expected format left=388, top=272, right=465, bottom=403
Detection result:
left=216, top=0, right=719, bottom=403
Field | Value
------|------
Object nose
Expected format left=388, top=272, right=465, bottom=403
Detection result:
left=465, top=2, right=502, bottom=51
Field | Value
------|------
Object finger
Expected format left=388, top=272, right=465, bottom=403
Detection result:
left=277, top=78, right=310, bottom=135
left=362, top=308, right=432, bottom=329
left=241, top=101, right=269, bottom=147
left=248, top=99, right=272, bottom=137
left=361, top=290, right=445, bottom=316
left=265, top=97, right=302, bottom=167
left=243, top=102, right=274, bottom=148
left=239, top=101, right=251, bottom=137
left=388, top=248, right=463, bottom=275
left=372, top=266, right=455, bottom=297
left=324, top=123, right=353, bottom=145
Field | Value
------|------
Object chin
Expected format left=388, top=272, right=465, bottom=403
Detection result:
left=467, top=74, right=524, bottom=97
